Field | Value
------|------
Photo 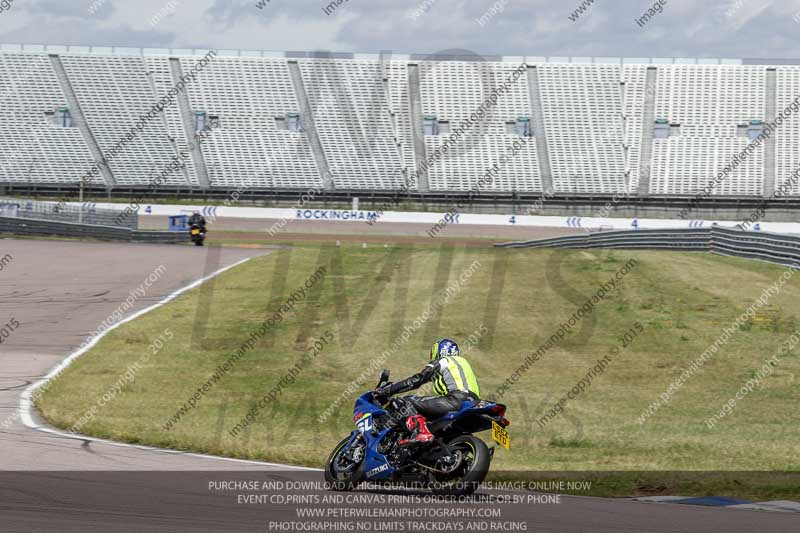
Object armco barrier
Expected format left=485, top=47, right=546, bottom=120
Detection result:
left=496, top=227, right=800, bottom=269
left=0, top=217, right=187, bottom=244
left=0, top=197, right=137, bottom=229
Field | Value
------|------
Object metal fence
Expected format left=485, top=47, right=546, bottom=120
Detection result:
left=0, top=197, right=137, bottom=230
left=0, top=217, right=185, bottom=244
left=496, top=227, right=800, bottom=269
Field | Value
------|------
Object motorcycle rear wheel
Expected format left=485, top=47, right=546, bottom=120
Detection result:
left=430, top=435, right=490, bottom=496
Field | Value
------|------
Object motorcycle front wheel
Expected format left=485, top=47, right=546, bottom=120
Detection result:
left=324, top=436, right=365, bottom=491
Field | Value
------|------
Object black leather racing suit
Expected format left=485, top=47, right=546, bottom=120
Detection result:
left=188, top=213, right=206, bottom=230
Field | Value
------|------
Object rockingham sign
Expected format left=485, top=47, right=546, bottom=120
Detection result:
left=295, top=209, right=378, bottom=222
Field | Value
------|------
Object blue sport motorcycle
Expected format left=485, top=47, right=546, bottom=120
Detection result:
left=324, top=370, right=511, bottom=495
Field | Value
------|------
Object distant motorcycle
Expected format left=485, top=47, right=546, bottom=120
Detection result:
left=190, top=223, right=206, bottom=246
left=324, top=370, right=510, bottom=496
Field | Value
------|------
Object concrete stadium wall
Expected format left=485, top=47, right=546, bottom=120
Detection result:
left=66, top=202, right=800, bottom=235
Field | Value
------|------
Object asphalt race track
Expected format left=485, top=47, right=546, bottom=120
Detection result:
left=0, top=238, right=278, bottom=470
left=140, top=216, right=583, bottom=244
left=0, top=238, right=796, bottom=532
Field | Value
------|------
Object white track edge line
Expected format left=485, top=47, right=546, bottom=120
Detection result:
left=18, top=255, right=320, bottom=471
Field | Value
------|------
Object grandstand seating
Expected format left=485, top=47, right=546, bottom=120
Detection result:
left=538, top=63, right=626, bottom=193
left=61, top=54, right=195, bottom=186
left=621, top=64, right=648, bottom=193
left=144, top=56, right=202, bottom=186
left=298, top=58, right=405, bottom=189
left=418, top=60, right=542, bottom=192
left=776, top=67, right=800, bottom=196
left=0, top=54, right=99, bottom=184
left=650, top=137, right=764, bottom=196
left=649, top=65, right=766, bottom=196
left=177, top=56, right=321, bottom=189
left=387, top=60, right=417, bottom=178
left=1, top=46, right=798, bottom=197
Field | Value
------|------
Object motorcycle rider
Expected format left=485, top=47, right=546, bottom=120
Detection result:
left=188, top=211, right=206, bottom=228
left=188, top=211, right=206, bottom=231
left=375, top=338, right=480, bottom=446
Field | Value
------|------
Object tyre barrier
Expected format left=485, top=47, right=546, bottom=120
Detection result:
left=0, top=216, right=188, bottom=244
left=496, top=227, right=800, bottom=269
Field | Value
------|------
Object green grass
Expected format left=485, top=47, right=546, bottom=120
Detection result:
left=37, top=244, right=800, bottom=499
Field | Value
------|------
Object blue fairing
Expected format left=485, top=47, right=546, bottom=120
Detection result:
left=351, top=392, right=395, bottom=480
left=431, top=400, right=491, bottom=422
left=360, top=428, right=395, bottom=480
left=354, top=391, right=388, bottom=418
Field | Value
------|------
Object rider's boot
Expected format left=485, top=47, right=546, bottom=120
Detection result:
left=398, top=415, right=434, bottom=446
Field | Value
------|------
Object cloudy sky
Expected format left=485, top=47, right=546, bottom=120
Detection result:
left=1, top=0, right=799, bottom=59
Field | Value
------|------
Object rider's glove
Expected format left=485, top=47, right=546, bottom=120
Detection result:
left=374, top=386, right=392, bottom=404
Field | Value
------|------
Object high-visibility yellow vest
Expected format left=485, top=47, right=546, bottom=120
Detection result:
left=431, top=355, right=480, bottom=398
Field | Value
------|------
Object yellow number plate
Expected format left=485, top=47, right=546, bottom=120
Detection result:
left=491, top=420, right=510, bottom=450
left=191, top=228, right=200, bottom=235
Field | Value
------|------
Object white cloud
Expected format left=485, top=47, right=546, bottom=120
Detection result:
left=0, top=0, right=798, bottom=58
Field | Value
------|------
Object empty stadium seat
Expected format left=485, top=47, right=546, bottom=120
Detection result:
left=775, top=67, right=800, bottom=196
left=60, top=54, right=197, bottom=186
left=648, top=65, right=766, bottom=196
left=537, top=63, right=626, bottom=193
left=417, top=60, right=542, bottom=192
left=0, top=53, right=99, bottom=185
left=298, top=58, right=406, bottom=190
left=178, top=55, right=322, bottom=189
left=1, top=47, right=795, bottom=199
